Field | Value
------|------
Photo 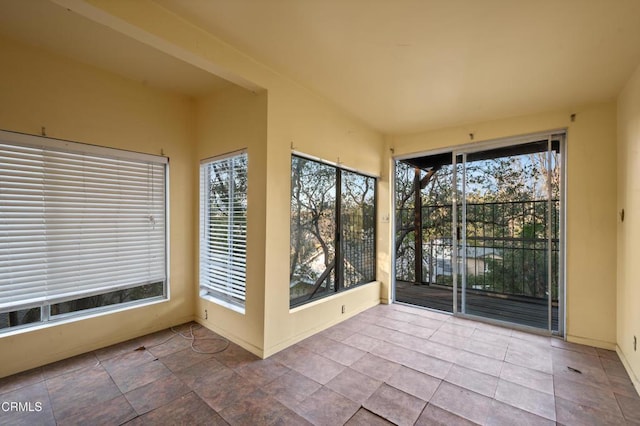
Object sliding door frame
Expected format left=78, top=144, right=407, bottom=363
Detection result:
left=392, top=129, right=566, bottom=337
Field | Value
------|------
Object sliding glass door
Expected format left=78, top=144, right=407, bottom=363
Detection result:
left=394, top=132, right=564, bottom=334
left=453, top=136, right=563, bottom=332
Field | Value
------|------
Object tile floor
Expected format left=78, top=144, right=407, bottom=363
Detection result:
left=1, top=303, right=639, bottom=425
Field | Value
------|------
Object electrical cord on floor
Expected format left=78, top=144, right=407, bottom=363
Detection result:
left=171, top=323, right=230, bottom=354
left=135, top=323, right=230, bottom=355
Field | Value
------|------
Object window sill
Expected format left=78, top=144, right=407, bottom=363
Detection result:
left=289, top=280, right=379, bottom=313
left=0, top=296, right=169, bottom=338
left=199, top=293, right=245, bottom=315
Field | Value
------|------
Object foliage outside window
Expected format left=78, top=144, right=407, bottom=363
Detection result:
left=199, top=151, right=248, bottom=313
left=395, top=160, right=455, bottom=283
left=290, top=155, right=376, bottom=307
left=0, top=131, right=167, bottom=332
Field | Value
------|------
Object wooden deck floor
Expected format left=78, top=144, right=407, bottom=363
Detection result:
left=395, top=281, right=559, bottom=331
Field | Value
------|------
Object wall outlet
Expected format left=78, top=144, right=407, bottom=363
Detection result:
left=205, top=309, right=208, bottom=320
left=341, top=305, right=346, bottom=314
left=634, top=335, right=637, bottom=351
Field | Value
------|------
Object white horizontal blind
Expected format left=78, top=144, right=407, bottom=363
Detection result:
left=200, top=152, right=247, bottom=311
left=0, top=133, right=167, bottom=312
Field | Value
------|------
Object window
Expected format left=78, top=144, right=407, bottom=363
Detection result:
left=290, top=155, right=376, bottom=307
left=199, top=151, right=248, bottom=313
left=0, top=130, right=167, bottom=332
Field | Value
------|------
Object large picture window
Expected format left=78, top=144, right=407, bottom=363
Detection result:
left=199, top=151, right=248, bottom=313
left=290, top=155, right=376, bottom=307
left=0, top=130, right=167, bottom=332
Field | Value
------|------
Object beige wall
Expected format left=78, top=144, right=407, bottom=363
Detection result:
left=63, top=0, right=386, bottom=358
left=193, top=77, right=386, bottom=359
left=0, top=35, right=196, bottom=377
left=617, top=63, right=640, bottom=391
left=388, top=102, right=618, bottom=349
left=262, top=81, right=385, bottom=356
left=193, top=54, right=387, bottom=358
left=0, top=0, right=387, bottom=373
left=194, top=85, right=268, bottom=355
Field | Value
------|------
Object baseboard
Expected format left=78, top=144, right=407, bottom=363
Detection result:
left=616, top=345, right=640, bottom=396
left=194, top=318, right=264, bottom=359
left=566, top=334, right=616, bottom=351
left=263, top=299, right=380, bottom=358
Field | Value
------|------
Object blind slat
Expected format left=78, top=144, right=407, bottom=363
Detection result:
left=199, top=152, right=247, bottom=310
left=0, top=132, right=167, bottom=316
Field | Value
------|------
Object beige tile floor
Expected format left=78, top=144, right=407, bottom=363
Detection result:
left=1, top=303, right=639, bottom=425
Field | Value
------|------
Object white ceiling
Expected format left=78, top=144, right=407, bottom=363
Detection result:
left=0, top=0, right=230, bottom=97
left=155, top=0, right=640, bottom=133
left=1, top=0, right=640, bottom=134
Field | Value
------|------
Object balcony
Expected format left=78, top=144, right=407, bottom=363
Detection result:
left=396, top=199, right=561, bottom=331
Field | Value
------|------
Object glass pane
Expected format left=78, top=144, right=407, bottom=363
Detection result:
left=290, top=157, right=336, bottom=306
left=0, top=307, right=41, bottom=330
left=550, top=144, right=561, bottom=332
left=341, top=171, right=375, bottom=288
left=422, top=164, right=454, bottom=287
left=394, top=161, right=416, bottom=283
left=461, top=141, right=556, bottom=329
left=395, top=158, right=455, bottom=313
left=455, top=157, right=463, bottom=314
left=51, top=282, right=164, bottom=316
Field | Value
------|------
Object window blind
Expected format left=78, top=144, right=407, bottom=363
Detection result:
left=199, top=151, right=247, bottom=311
left=0, top=131, right=167, bottom=314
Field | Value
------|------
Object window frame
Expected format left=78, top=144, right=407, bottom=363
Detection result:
left=0, top=130, right=169, bottom=333
left=199, top=149, right=248, bottom=314
left=289, top=153, right=377, bottom=308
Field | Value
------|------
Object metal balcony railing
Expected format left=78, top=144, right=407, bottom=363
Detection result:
left=396, top=199, right=560, bottom=300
